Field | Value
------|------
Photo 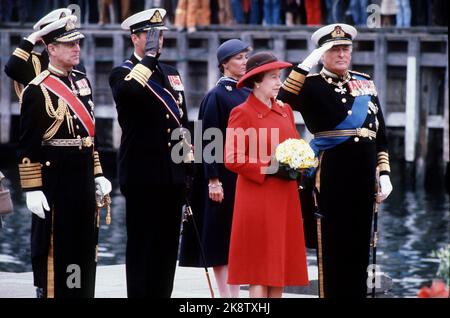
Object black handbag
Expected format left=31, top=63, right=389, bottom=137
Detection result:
left=0, top=171, right=14, bottom=216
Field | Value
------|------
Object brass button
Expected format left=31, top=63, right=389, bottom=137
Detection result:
left=168, top=142, right=171, bottom=147
left=77, top=135, right=81, bottom=139
left=342, top=98, right=346, bottom=103
left=257, top=114, right=263, bottom=119
left=167, top=128, right=171, bottom=133
left=368, top=110, right=372, bottom=114
left=45, top=161, right=51, bottom=166
left=347, top=110, right=352, bottom=115
left=354, top=137, right=360, bottom=142
left=369, top=123, right=373, bottom=128
left=166, top=114, right=170, bottom=119
left=76, top=125, right=80, bottom=129
left=282, top=113, right=287, bottom=117
left=73, top=115, right=78, bottom=120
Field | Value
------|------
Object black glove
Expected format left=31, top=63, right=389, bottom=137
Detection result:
left=145, top=29, right=161, bottom=57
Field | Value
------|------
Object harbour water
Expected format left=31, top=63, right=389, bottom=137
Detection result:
left=0, top=153, right=448, bottom=298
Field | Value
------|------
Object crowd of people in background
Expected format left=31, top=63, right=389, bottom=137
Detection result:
left=0, top=0, right=448, bottom=29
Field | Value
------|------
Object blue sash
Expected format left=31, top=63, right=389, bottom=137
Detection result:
left=121, top=60, right=182, bottom=126
left=310, top=74, right=371, bottom=156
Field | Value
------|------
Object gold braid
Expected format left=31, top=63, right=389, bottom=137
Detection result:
left=41, top=85, right=69, bottom=140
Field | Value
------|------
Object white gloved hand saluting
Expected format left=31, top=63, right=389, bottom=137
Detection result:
left=95, top=176, right=112, bottom=201
left=378, top=175, right=393, bottom=202
left=26, top=191, right=50, bottom=219
left=299, top=41, right=334, bottom=72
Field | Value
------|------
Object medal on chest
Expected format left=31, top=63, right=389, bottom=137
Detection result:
left=347, top=80, right=377, bottom=97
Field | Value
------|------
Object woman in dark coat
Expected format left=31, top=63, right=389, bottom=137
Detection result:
left=179, top=39, right=251, bottom=297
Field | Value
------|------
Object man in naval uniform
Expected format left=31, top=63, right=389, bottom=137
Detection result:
left=17, top=14, right=112, bottom=298
left=4, top=8, right=85, bottom=97
left=278, top=24, right=393, bottom=298
left=109, top=8, right=189, bottom=298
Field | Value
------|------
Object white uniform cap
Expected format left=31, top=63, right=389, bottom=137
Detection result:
left=33, top=8, right=72, bottom=31
left=41, top=15, right=85, bottom=44
left=311, top=23, right=357, bottom=47
left=121, top=8, right=168, bottom=33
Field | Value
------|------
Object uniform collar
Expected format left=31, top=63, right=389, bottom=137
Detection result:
left=133, top=51, right=143, bottom=61
left=321, top=67, right=351, bottom=86
left=247, top=93, right=285, bottom=118
left=48, top=63, right=71, bottom=77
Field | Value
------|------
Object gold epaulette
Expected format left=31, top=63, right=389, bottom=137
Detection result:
left=19, top=157, right=43, bottom=189
left=350, top=70, right=371, bottom=79
left=125, top=63, right=153, bottom=86
left=29, top=70, right=50, bottom=86
left=12, top=48, right=30, bottom=61
left=93, top=151, right=103, bottom=175
left=282, top=69, right=306, bottom=95
left=377, top=151, right=390, bottom=173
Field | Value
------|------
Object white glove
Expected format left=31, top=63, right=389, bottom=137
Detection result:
left=95, top=176, right=112, bottom=200
left=26, top=30, right=44, bottom=45
left=299, top=42, right=334, bottom=71
left=378, top=175, right=393, bottom=202
left=26, top=191, right=50, bottom=219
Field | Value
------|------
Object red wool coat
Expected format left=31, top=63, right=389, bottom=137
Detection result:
left=224, top=93, right=309, bottom=287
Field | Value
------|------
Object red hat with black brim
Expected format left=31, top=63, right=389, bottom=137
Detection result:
left=237, top=52, right=292, bottom=89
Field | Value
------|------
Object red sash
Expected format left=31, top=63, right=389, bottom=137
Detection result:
left=42, top=75, right=95, bottom=136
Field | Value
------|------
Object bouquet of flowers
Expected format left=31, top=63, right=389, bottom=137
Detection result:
left=274, top=138, right=318, bottom=180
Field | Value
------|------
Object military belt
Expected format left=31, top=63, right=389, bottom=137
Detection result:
left=41, top=137, right=94, bottom=148
left=314, top=128, right=376, bottom=139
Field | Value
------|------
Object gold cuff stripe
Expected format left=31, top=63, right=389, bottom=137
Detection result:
left=378, top=163, right=391, bottom=172
left=21, top=178, right=43, bottom=188
left=125, top=64, right=153, bottom=86
left=286, top=75, right=303, bottom=85
left=283, top=81, right=301, bottom=91
left=281, top=84, right=300, bottom=95
left=285, top=77, right=303, bottom=87
left=13, top=48, right=30, bottom=61
left=94, top=165, right=103, bottom=175
left=288, top=70, right=306, bottom=84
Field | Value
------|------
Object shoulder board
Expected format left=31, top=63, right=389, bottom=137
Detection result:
left=72, top=69, right=85, bottom=75
left=31, top=51, right=41, bottom=57
left=29, top=70, right=50, bottom=86
left=307, top=73, right=320, bottom=77
left=349, top=70, right=371, bottom=79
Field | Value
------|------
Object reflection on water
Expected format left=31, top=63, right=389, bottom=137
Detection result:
left=0, top=158, right=448, bottom=297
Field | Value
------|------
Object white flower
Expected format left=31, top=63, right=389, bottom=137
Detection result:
left=275, top=138, right=318, bottom=170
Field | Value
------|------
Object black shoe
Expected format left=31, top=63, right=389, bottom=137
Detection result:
left=36, top=287, right=45, bottom=298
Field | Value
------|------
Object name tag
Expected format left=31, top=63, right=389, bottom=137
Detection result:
left=348, top=80, right=377, bottom=97
left=168, top=75, right=184, bottom=91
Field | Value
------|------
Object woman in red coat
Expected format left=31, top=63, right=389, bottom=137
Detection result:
left=224, top=52, right=309, bottom=298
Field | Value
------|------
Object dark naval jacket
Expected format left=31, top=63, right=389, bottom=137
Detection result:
left=18, top=65, right=103, bottom=297
left=109, top=54, right=189, bottom=188
left=4, top=38, right=86, bottom=95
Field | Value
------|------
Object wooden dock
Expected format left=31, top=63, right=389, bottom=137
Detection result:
left=0, top=25, right=448, bottom=183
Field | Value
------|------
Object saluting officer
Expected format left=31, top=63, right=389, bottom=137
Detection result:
left=17, top=15, right=111, bottom=298
left=109, top=8, right=189, bottom=298
left=4, top=8, right=85, bottom=96
left=278, top=24, right=393, bottom=298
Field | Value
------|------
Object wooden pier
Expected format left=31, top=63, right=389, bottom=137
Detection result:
left=0, top=25, right=448, bottom=184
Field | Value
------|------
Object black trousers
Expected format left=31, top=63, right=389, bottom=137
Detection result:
left=123, top=184, right=183, bottom=298
left=318, top=142, right=376, bottom=298
left=31, top=150, right=97, bottom=298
